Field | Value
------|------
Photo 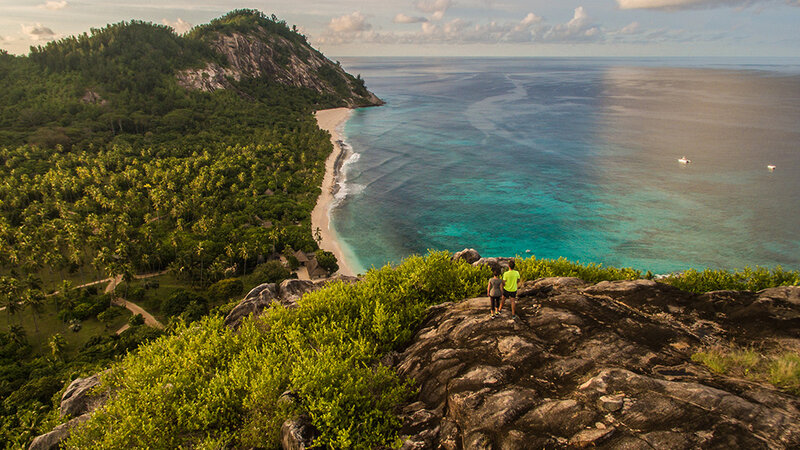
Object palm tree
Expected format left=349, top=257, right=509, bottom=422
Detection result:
left=48, top=333, right=67, bottom=361
left=23, top=288, right=45, bottom=333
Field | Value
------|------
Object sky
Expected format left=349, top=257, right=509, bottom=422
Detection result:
left=1, top=0, right=799, bottom=57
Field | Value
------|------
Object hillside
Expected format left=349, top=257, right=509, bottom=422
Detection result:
left=0, top=10, right=382, bottom=447
left=24, top=252, right=800, bottom=449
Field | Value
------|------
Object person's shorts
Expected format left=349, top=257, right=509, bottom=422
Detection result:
left=503, top=289, right=517, bottom=298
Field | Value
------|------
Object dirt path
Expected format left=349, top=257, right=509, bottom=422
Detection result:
left=104, top=272, right=166, bottom=334
left=114, top=298, right=164, bottom=334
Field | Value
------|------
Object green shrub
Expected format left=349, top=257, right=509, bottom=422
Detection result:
left=66, top=251, right=487, bottom=448
left=207, top=278, right=244, bottom=302
left=516, top=256, right=641, bottom=284
left=97, top=307, right=123, bottom=325
left=161, top=290, right=208, bottom=317
left=127, top=286, right=146, bottom=303
left=315, top=250, right=338, bottom=275
left=128, top=314, right=145, bottom=327
left=660, top=266, right=800, bottom=293
left=250, top=260, right=291, bottom=285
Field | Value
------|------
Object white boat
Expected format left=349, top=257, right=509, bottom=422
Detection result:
left=767, top=165, right=776, bottom=171
left=678, top=156, right=691, bottom=164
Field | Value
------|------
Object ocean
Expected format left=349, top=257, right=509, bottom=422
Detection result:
left=330, top=57, right=800, bottom=275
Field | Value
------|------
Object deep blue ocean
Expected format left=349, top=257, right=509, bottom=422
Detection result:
left=330, top=57, right=800, bottom=274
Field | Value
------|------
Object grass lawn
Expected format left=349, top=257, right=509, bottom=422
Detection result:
left=1, top=302, right=131, bottom=356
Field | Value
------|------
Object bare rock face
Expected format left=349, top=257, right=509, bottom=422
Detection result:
left=60, top=374, right=106, bottom=418
left=225, top=276, right=361, bottom=329
left=395, top=279, right=800, bottom=448
left=176, top=30, right=382, bottom=107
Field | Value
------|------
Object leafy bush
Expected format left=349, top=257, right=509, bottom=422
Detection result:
left=161, top=290, right=208, bottom=317
left=250, top=260, right=291, bottom=285
left=127, top=286, right=146, bottom=303
left=97, top=306, right=123, bottom=324
left=207, top=278, right=244, bottom=302
left=516, top=255, right=641, bottom=284
left=128, top=314, right=145, bottom=327
left=315, top=250, right=338, bottom=275
left=66, top=251, right=487, bottom=448
left=659, top=266, right=800, bottom=293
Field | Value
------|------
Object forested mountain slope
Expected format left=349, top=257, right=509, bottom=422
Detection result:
left=0, top=9, right=381, bottom=286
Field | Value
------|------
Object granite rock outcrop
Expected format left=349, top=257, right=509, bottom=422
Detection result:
left=395, top=275, right=800, bottom=449
left=176, top=29, right=382, bottom=107
left=224, top=275, right=360, bottom=329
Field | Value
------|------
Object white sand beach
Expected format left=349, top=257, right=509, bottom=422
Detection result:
left=312, top=108, right=356, bottom=276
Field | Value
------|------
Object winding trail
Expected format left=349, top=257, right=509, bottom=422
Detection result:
left=104, top=273, right=165, bottom=334
left=2, top=271, right=166, bottom=333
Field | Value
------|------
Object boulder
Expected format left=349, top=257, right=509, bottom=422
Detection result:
left=452, top=248, right=481, bottom=264
left=29, top=414, right=90, bottom=450
left=471, top=257, right=513, bottom=273
left=60, top=374, right=106, bottom=418
left=278, top=279, right=318, bottom=304
left=224, top=283, right=279, bottom=329
left=226, top=277, right=365, bottom=330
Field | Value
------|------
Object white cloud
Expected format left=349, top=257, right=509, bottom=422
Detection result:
left=414, top=0, right=452, bottom=20
left=328, top=11, right=371, bottom=33
left=544, top=7, right=600, bottom=41
left=21, top=23, right=56, bottom=41
left=616, top=0, right=765, bottom=9
left=162, top=18, right=193, bottom=34
left=520, top=13, right=543, bottom=27
left=394, top=13, right=428, bottom=24
left=37, top=1, right=68, bottom=10
left=315, top=9, right=609, bottom=46
left=620, top=21, right=641, bottom=34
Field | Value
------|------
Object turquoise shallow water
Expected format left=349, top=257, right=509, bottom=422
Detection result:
left=331, top=58, right=800, bottom=274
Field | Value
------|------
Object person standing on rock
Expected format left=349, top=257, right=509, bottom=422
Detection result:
left=500, top=260, right=521, bottom=319
left=487, top=268, right=504, bottom=318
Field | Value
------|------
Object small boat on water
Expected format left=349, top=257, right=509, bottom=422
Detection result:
left=767, top=165, right=776, bottom=171
left=678, top=156, right=691, bottom=164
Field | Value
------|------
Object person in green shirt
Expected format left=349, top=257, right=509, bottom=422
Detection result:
left=500, top=260, right=521, bottom=319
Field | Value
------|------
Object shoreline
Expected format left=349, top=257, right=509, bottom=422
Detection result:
left=312, top=108, right=357, bottom=276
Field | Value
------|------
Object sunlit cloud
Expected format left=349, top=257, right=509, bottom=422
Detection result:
left=620, top=21, right=641, bottom=34
left=37, top=1, right=68, bottom=11
left=328, top=11, right=371, bottom=33
left=394, top=13, right=428, bottom=24
left=162, top=18, right=193, bottom=34
left=21, top=23, right=56, bottom=41
left=314, top=9, right=609, bottom=46
left=414, top=0, right=452, bottom=20
left=543, top=7, right=600, bottom=41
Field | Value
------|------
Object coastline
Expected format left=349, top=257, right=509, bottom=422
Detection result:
left=312, top=108, right=357, bottom=276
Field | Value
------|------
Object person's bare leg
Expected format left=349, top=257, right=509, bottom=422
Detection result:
left=511, top=298, right=516, bottom=317
left=499, top=296, right=505, bottom=313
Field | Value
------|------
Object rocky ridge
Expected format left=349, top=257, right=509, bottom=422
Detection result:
left=394, top=250, right=800, bottom=449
